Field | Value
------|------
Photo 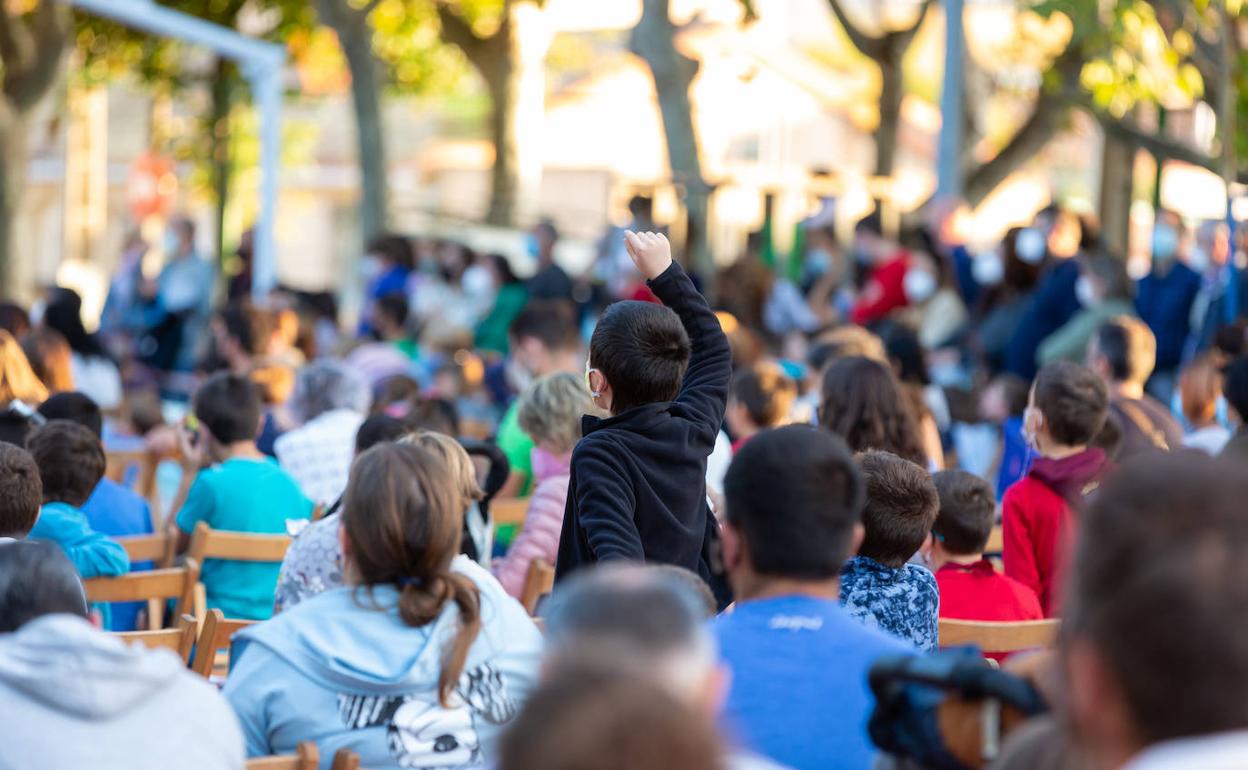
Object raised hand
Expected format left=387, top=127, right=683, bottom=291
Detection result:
left=624, top=230, right=674, bottom=281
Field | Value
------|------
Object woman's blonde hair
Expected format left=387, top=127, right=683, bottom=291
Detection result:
left=402, top=431, right=484, bottom=511
left=517, top=372, right=594, bottom=454
left=0, top=330, right=49, bottom=405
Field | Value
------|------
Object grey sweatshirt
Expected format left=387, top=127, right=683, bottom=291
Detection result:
left=0, top=614, right=244, bottom=770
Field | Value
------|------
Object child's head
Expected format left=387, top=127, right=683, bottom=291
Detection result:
left=1089, top=316, right=1156, bottom=389
left=37, top=392, right=103, bottom=438
left=588, top=301, right=690, bottom=414
left=354, top=414, right=411, bottom=456
left=727, top=363, right=798, bottom=438
left=931, top=470, right=996, bottom=563
left=508, top=302, right=580, bottom=384
left=856, top=451, right=939, bottom=568
left=402, top=431, right=484, bottom=514
left=1025, top=361, right=1109, bottom=455
left=518, top=372, right=594, bottom=456
left=0, top=443, right=42, bottom=538
left=1179, top=356, right=1222, bottom=429
left=819, top=356, right=925, bottom=466
left=194, top=372, right=262, bottom=450
left=26, top=421, right=106, bottom=508
left=979, top=373, right=1029, bottom=424
left=374, top=293, right=410, bottom=340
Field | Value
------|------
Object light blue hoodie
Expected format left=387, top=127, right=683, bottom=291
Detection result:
left=224, top=557, right=543, bottom=770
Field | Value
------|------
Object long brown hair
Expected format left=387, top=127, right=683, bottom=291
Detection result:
left=0, top=330, right=49, bottom=405
left=818, top=355, right=926, bottom=466
left=341, top=443, right=482, bottom=706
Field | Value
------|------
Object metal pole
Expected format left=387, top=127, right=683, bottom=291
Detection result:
left=936, top=0, right=965, bottom=199
left=248, top=65, right=282, bottom=299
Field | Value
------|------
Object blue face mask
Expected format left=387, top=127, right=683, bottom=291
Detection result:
left=526, top=234, right=541, bottom=259
left=1152, top=224, right=1179, bottom=262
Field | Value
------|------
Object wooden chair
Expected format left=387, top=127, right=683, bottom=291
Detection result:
left=520, top=558, right=555, bottom=615
left=105, top=448, right=162, bottom=517
left=939, top=619, right=1061, bottom=655
left=985, top=524, right=1005, bottom=555
left=246, top=745, right=359, bottom=770
left=115, top=532, right=175, bottom=568
left=112, top=614, right=198, bottom=664
left=191, top=608, right=258, bottom=678
left=491, top=497, right=531, bottom=529
left=83, top=560, right=200, bottom=631
left=187, top=521, right=292, bottom=620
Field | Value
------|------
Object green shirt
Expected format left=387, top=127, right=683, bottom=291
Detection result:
left=497, top=401, right=534, bottom=495
left=474, top=283, right=529, bottom=355
left=175, top=457, right=313, bottom=620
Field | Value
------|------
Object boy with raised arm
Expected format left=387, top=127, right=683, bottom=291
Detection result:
left=556, top=232, right=733, bottom=606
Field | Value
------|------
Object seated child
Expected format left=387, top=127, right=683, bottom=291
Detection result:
left=0, top=443, right=41, bottom=542
left=26, top=421, right=129, bottom=578
left=930, top=470, right=1042, bottom=650
left=726, top=361, right=798, bottom=452
left=493, top=372, right=595, bottom=598
left=558, top=232, right=733, bottom=607
left=840, top=450, right=940, bottom=651
left=172, top=373, right=313, bottom=620
left=1178, top=355, right=1231, bottom=456
left=1003, top=361, right=1110, bottom=616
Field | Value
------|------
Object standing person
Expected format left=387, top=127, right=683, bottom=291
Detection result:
left=1135, top=210, right=1201, bottom=401
left=225, top=443, right=542, bottom=768
left=558, top=232, right=732, bottom=606
left=849, top=213, right=911, bottom=326
left=274, top=361, right=370, bottom=507
left=1178, top=356, right=1231, bottom=456
left=1037, top=253, right=1136, bottom=367
left=1005, top=206, right=1084, bottom=380
left=358, top=234, right=414, bottom=337
left=527, top=220, right=574, bottom=302
left=153, top=217, right=214, bottom=373
left=1003, top=361, right=1110, bottom=616
left=725, top=362, right=798, bottom=452
left=1087, top=316, right=1182, bottom=460
left=43, top=288, right=123, bottom=411
left=474, top=254, right=529, bottom=356
left=714, top=426, right=911, bottom=770
left=100, top=230, right=149, bottom=352
left=973, top=227, right=1046, bottom=375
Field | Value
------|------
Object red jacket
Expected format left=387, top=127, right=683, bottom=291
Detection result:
left=851, top=253, right=909, bottom=325
left=1002, top=448, right=1109, bottom=616
left=937, top=559, right=1043, bottom=661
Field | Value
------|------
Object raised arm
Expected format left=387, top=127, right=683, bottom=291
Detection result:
left=626, top=231, right=731, bottom=439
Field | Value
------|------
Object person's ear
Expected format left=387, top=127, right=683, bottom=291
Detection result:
left=850, top=522, right=866, bottom=555
left=1063, top=637, right=1136, bottom=767
left=721, top=522, right=744, bottom=573
left=919, top=532, right=934, bottom=562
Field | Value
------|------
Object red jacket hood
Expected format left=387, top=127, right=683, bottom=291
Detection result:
left=1028, top=447, right=1110, bottom=506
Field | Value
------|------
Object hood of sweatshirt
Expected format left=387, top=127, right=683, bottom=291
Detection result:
left=233, top=556, right=543, bottom=696
left=0, top=614, right=189, bottom=719
left=1029, top=447, right=1110, bottom=506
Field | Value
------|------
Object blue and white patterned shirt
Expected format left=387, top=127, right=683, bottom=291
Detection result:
left=840, top=555, right=940, bottom=652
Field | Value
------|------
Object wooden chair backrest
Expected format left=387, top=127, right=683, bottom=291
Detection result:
left=985, top=525, right=1005, bottom=555
left=115, top=533, right=175, bottom=568
left=105, top=449, right=162, bottom=518
left=187, top=521, right=293, bottom=564
left=83, top=560, right=200, bottom=631
left=520, top=558, right=555, bottom=616
left=491, top=497, right=530, bottom=529
left=191, top=609, right=259, bottom=678
left=245, top=742, right=319, bottom=770
left=939, top=619, right=1061, bottom=654
left=112, top=614, right=198, bottom=663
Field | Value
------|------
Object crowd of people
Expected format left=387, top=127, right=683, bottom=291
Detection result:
left=1, top=198, right=1248, bottom=770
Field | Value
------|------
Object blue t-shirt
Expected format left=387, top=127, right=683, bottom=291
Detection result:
left=841, top=556, right=940, bottom=652
left=713, top=595, right=912, bottom=770
left=83, top=478, right=154, bottom=631
left=175, top=458, right=313, bottom=620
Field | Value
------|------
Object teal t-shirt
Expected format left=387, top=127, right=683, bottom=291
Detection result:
left=176, top=458, right=313, bottom=620
left=497, top=401, right=534, bottom=495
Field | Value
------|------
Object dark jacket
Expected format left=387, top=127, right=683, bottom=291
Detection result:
left=555, top=262, right=732, bottom=606
left=1136, top=262, right=1202, bottom=373
left=1005, top=258, right=1081, bottom=380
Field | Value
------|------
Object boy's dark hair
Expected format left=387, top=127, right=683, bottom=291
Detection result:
left=1066, top=451, right=1248, bottom=747
left=37, top=392, right=103, bottom=438
left=590, top=301, right=690, bottom=413
left=1095, top=316, right=1156, bottom=386
left=194, top=372, right=262, bottom=445
left=1033, top=361, right=1109, bottom=447
left=220, top=302, right=276, bottom=358
left=724, top=425, right=865, bottom=579
left=857, top=451, right=940, bottom=568
left=0, top=443, right=42, bottom=537
left=509, top=302, right=580, bottom=352
left=1224, top=356, right=1248, bottom=422
left=732, top=363, right=797, bottom=429
left=376, top=292, right=410, bottom=329
left=26, top=421, right=106, bottom=507
left=355, top=414, right=411, bottom=455
left=0, top=541, right=89, bottom=632
left=0, top=409, right=32, bottom=447
left=931, top=470, right=996, bottom=555
left=409, top=398, right=460, bottom=436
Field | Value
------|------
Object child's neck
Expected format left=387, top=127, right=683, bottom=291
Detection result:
left=219, top=441, right=265, bottom=462
left=1040, top=442, right=1087, bottom=460
left=935, top=552, right=984, bottom=570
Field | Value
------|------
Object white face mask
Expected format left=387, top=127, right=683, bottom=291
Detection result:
left=1015, top=228, right=1047, bottom=265
left=903, top=269, right=938, bottom=304
left=1152, top=224, right=1179, bottom=263
left=360, top=256, right=384, bottom=281
left=972, top=251, right=1005, bottom=286
left=1075, top=275, right=1099, bottom=307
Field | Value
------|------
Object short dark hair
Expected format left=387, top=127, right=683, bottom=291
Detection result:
left=1066, top=451, right=1248, bottom=746
left=724, top=425, right=865, bottom=579
left=931, top=470, right=996, bottom=555
left=366, top=233, right=415, bottom=271
left=194, top=372, right=262, bottom=445
left=220, top=302, right=276, bottom=358
left=1095, top=316, right=1156, bottom=385
left=354, top=414, right=410, bottom=454
left=376, top=292, right=409, bottom=329
left=1033, top=361, right=1109, bottom=447
left=858, top=451, right=940, bottom=567
left=1224, top=356, right=1248, bottom=422
left=856, top=212, right=884, bottom=237
left=0, top=541, right=89, bottom=632
left=37, top=392, right=103, bottom=438
left=0, top=443, right=42, bottom=537
left=819, top=356, right=926, bottom=466
left=26, top=421, right=106, bottom=507
left=731, top=363, right=797, bottom=429
left=509, top=302, right=580, bottom=352
left=590, top=301, right=690, bottom=413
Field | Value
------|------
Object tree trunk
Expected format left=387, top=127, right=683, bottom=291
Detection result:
left=1098, top=130, right=1134, bottom=253
left=0, top=109, right=25, bottom=294
left=211, top=57, right=234, bottom=267
left=875, top=46, right=903, bottom=180
left=632, top=0, right=712, bottom=278
left=485, top=71, right=518, bottom=227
